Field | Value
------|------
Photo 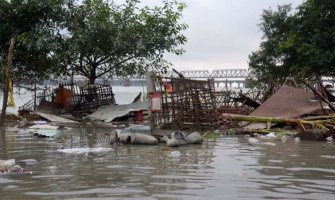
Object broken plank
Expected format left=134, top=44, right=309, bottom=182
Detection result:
left=34, top=111, right=78, bottom=123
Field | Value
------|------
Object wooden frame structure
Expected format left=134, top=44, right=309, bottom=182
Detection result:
left=153, top=77, right=218, bottom=130
left=19, top=82, right=115, bottom=117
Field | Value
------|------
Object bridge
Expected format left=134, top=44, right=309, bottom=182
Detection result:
left=110, top=69, right=251, bottom=88
left=165, top=69, right=249, bottom=79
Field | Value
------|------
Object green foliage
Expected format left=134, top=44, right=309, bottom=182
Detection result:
left=293, top=0, right=335, bottom=78
left=61, top=0, right=188, bottom=83
left=0, top=0, right=73, bottom=84
left=249, top=0, right=335, bottom=89
left=1, top=0, right=187, bottom=85
left=202, top=131, right=219, bottom=141
left=249, top=5, right=297, bottom=89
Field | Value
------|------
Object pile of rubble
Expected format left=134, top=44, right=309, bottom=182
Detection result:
left=218, top=84, right=335, bottom=141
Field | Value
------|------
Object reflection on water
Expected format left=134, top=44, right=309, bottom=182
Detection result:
left=1, top=127, right=335, bottom=200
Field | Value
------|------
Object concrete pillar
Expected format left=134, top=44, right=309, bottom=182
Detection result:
left=145, top=72, right=155, bottom=93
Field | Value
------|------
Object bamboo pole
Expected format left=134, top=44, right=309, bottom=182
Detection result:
left=302, top=115, right=335, bottom=121
left=221, top=113, right=334, bottom=131
left=0, top=37, right=15, bottom=126
left=221, top=113, right=300, bottom=124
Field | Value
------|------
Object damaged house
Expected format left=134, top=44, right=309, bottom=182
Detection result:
left=19, top=82, right=116, bottom=118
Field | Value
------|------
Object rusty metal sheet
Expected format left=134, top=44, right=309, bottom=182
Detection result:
left=249, top=85, right=322, bottom=118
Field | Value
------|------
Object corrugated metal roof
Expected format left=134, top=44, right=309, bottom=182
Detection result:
left=249, top=85, right=322, bottom=118
left=87, top=101, right=149, bottom=122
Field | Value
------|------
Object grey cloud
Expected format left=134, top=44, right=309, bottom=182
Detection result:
left=166, top=0, right=304, bottom=71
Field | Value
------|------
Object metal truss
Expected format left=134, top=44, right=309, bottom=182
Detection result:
left=114, top=68, right=249, bottom=79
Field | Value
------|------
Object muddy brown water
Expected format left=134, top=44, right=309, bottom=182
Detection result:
left=0, top=126, right=335, bottom=200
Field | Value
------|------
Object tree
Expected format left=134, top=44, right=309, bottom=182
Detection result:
left=248, top=0, right=335, bottom=89
left=0, top=0, right=74, bottom=84
left=0, top=0, right=73, bottom=125
left=291, top=0, right=335, bottom=78
left=61, top=0, right=188, bottom=84
left=248, top=5, right=295, bottom=90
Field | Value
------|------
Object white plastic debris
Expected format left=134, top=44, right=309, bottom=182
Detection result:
left=294, top=137, right=301, bottom=143
left=248, top=137, right=259, bottom=144
left=266, top=132, right=277, bottom=139
left=281, top=135, right=290, bottom=143
left=0, top=159, right=15, bottom=168
left=262, top=142, right=276, bottom=146
left=326, top=136, right=333, bottom=142
left=20, top=159, right=38, bottom=165
left=169, top=151, right=181, bottom=159
left=57, top=147, right=113, bottom=154
left=28, top=124, right=60, bottom=130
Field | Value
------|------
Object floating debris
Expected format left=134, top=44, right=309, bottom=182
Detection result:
left=294, top=137, right=301, bottom=143
left=0, top=159, right=27, bottom=175
left=281, top=135, right=290, bottom=143
left=119, top=133, right=158, bottom=145
left=248, top=137, right=260, bottom=144
left=117, top=125, right=158, bottom=145
left=163, top=131, right=203, bottom=147
left=28, top=124, right=63, bottom=138
left=57, top=147, right=113, bottom=154
left=169, top=151, right=181, bottom=159
left=20, top=159, right=38, bottom=165
left=326, top=136, right=334, bottom=143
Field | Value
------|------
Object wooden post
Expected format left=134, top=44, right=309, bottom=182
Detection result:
left=0, top=37, right=15, bottom=126
left=146, top=72, right=155, bottom=129
left=33, top=82, right=37, bottom=111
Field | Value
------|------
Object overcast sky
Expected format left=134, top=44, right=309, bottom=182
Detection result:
left=163, top=0, right=304, bottom=71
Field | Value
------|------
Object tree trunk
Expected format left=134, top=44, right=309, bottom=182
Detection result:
left=89, top=76, right=96, bottom=84
left=0, top=37, right=15, bottom=126
left=88, top=64, right=97, bottom=84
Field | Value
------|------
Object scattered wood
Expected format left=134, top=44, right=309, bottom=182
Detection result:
left=220, top=113, right=335, bottom=132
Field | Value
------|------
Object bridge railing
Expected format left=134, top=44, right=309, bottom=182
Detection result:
left=210, top=69, right=249, bottom=78
left=112, top=68, right=250, bottom=79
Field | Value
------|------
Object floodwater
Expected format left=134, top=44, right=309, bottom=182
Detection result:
left=1, top=126, right=335, bottom=200
left=1, top=86, right=335, bottom=199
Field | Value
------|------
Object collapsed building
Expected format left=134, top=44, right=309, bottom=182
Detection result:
left=17, top=75, right=262, bottom=130
left=17, top=72, right=335, bottom=137
left=19, top=82, right=116, bottom=118
left=148, top=75, right=260, bottom=131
